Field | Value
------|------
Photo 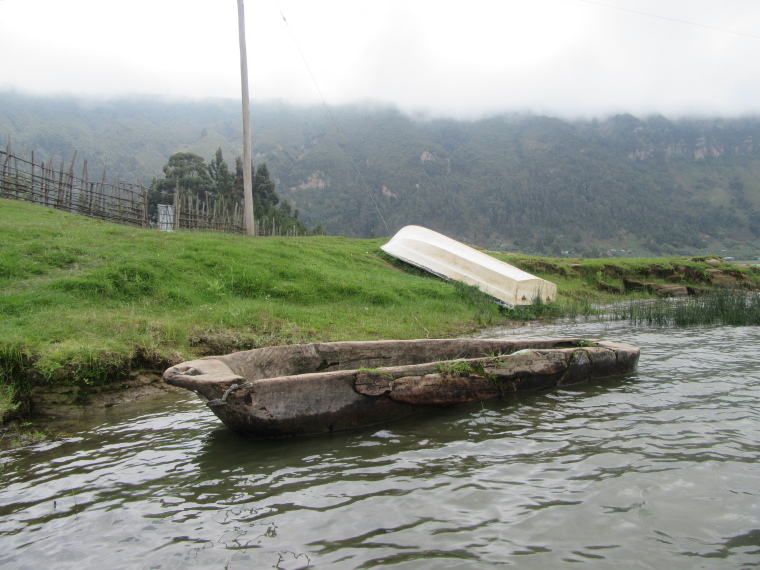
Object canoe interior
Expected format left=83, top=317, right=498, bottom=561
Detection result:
left=219, top=338, right=599, bottom=380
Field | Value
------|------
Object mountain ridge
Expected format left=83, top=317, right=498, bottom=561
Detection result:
left=2, top=91, right=760, bottom=257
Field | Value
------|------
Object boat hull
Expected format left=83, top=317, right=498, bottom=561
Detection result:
left=381, top=225, right=556, bottom=306
left=164, top=338, right=640, bottom=438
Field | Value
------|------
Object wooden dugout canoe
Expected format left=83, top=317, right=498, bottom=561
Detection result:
left=381, top=225, right=556, bottom=306
left=164, top=338, right=640, bottom=438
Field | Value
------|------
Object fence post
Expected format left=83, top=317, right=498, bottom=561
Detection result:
left=66, top=151, right=77, bottom=212
left=1, top=139, right=10, bottom=199
left=30, top=150, right=35, bottom=203
left=140, top=177, right=148, bottom=227
left=45, top=158, right=54, bottom=208
left=171, top=189, right=177, bottom=230
left=79, top=159, right=88, bottom=214
left=54, top=158, right=64, bottom=210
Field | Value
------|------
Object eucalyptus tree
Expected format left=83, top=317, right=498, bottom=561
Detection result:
left=208, top=148, right=234, bottom=197
left=253, top=163, right=278, bottom=214
left=152, top=152, right=214, bottom=196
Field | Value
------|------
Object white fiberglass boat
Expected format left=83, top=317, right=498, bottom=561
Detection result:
left=381, top=225, right=556, bottom=306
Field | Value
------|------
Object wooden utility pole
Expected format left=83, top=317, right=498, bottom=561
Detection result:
left=237, top=0, right=255, bottom=236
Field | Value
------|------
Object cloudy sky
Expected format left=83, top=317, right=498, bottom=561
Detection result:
left=1, top=0, right=759, bottom=119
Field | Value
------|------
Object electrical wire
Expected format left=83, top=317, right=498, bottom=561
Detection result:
left=271, top=0, right=391, bottom=237
left=578, top=0, right=760, bottom=40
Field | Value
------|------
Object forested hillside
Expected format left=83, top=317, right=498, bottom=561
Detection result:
left=3, top=91, right=760, bottom=257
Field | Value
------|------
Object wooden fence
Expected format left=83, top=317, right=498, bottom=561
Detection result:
left=0, top=143, right=251, bottom=234
left=170, top=191, right=245, bottom=233
left=1, top=144, right=150, bottom=227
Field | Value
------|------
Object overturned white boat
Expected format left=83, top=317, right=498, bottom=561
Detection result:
left=381, top=225, right=556, bottom=306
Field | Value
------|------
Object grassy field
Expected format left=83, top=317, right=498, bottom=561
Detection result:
left=2, top=199, right=759, bottom=422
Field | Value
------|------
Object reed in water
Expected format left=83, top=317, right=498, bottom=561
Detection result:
left=607, top=289, right=760, bottom=327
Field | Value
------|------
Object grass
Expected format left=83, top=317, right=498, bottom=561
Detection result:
left=492, top=253, right=760, bottom=297
left=0, top=200, right=531, bottom=415
left=606, top=290, right=760, bottom=327
left=0, top=342, right=32, bottom=421
left=0, top=421, right=50, bottom=448
left=2, top=199, right=759, bottom=421
left=0, top=383, right=19, bottom=418
left=435, top=360, right=480, bottom=376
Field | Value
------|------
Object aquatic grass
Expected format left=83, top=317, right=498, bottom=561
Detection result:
left=0, top=342, right=34, bottom=419
left=0, top=383, right=19, bottom=419
left=498, top=294, right=573, bottom=321
left=607, top=290, right=760, bottom=327
left=556, top=296, right=601, bottom=319
left=0, top=421, right=51, bottom=449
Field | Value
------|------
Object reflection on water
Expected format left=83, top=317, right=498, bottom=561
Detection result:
left=1, top=322, right=759, bottom=568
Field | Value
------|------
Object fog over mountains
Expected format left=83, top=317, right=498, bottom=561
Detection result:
left=3, top=92, right=760, bottom=257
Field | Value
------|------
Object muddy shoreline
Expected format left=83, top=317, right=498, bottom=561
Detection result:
left=21, top=372, right=181, bottom=431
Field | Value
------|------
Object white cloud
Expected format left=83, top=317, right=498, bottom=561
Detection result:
left=2, top=0, right=760, bottom=118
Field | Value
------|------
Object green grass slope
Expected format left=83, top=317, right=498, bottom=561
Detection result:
left=2, top=199, right=759, bottom=421
left=0, top=199, right=514, bottom=414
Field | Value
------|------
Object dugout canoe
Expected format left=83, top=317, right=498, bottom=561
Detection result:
left=164, top=338, right=640, bottom=438
left=381, top=225, right=556, bottom=306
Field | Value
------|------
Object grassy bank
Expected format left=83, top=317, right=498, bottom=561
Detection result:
left=0, top=200, right=520, bottom=419
left=2, top=199, right=759, bottom=421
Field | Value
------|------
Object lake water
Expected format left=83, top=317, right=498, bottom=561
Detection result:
left=1, top=321, right=759, bottom=569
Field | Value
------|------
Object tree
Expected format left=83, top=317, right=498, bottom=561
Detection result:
left=233, top=156, right=245, bottom=200
left=253, top=162, right=279, bottom=215
left=208, top=148, right=233, bottom=196
left=152, top=152, right=214, bottom=196
left=229, top=158, right=307, bottom=235
left=749, top=211, right=760, bottom=236
left=233, top=159, right=279, bottom=216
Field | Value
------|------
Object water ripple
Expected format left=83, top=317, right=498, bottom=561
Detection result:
left=1, top=325, right=760, bottom=568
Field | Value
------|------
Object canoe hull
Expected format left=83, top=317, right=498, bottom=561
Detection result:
left=164, top=338, right=639, bottom=438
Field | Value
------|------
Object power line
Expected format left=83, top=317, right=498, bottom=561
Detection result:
left=578, top=0, right=760, bottom=40
left=271, top=0, right=391, bottom=237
